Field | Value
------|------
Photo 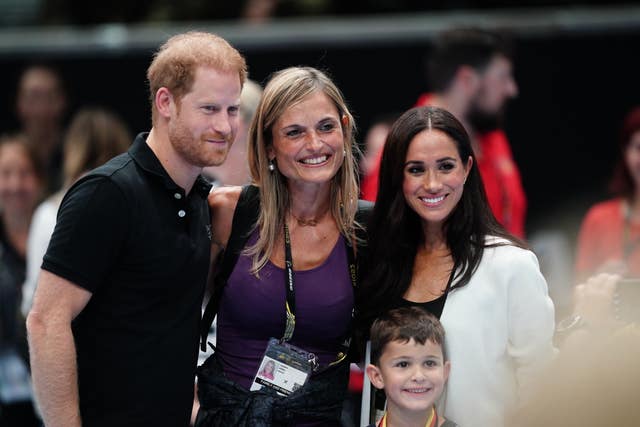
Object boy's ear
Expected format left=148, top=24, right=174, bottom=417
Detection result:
left=365, top=364, right=385, bottom=390
left=443, top=360, right=451, bottom=382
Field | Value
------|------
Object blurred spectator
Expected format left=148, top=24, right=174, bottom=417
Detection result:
left=201, top=79, right=262, bottom=188
left=15, top=64, right=68, bottom=194
left=0, top=134, right=44, bottom=427
left=511, top=273, right=640, bottom=427
left=242, top=0, right=278, bottom=23
left=21, top=107, right=131, bottom=318
left=360, top=113, right=398, bottom=202
left=575, top=106, right=640, bottom=281
left=512, top=329, right=640, bottom=427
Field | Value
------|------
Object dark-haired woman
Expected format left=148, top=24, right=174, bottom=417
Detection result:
left=357, top=106, right=555, bottom=427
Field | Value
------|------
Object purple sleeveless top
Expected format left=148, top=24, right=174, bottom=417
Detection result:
left=216, top=229, right=354, bottom=390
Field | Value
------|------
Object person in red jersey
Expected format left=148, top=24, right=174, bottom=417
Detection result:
left=575, top=107, right=640, bottom=281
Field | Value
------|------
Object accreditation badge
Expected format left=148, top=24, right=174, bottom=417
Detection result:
left=250, top=337, right=317, bottom=396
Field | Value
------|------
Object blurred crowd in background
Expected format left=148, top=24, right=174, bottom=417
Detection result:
left=1, top=0, right=635, bottom=26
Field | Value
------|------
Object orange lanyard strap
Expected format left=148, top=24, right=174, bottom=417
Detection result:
left=377, top=406, right=437, bottom=427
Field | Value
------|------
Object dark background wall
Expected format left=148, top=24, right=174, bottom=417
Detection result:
left=1, top=26, right=639, bottom=256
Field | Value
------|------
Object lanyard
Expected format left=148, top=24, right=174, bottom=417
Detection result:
left=283, top=223, right=296, bottom=341
left=282, top=223, right=357, bottom=343
left=377, top=406, right=437, bottom=427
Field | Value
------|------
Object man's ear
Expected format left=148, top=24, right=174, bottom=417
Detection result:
left=365, top=364, right=385, bottom=390
left=155, top=87, right=173, bottom=119
left=457, top=65, right=480, bottom=95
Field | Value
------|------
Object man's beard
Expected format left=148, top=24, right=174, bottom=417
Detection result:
left=467, top=106, right=504, bottom=134
left=168, top=115, right=233, bottom=168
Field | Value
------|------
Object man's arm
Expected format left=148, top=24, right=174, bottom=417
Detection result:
left=27, top=269, right=92, bottom=427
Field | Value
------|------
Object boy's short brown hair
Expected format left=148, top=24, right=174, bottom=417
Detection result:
left=370, top=307, right=447, bottom=365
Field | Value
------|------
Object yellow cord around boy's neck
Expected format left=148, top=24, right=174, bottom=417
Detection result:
left=378, top=405, right=437, bottom=427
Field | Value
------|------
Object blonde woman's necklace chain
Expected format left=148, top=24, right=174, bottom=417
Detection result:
left=289, top=206, right=330, bottom=227
left=291, top=213, right=319, bottom=227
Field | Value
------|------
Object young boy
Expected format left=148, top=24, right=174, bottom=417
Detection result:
left=365, top=307, right=457, bottom=427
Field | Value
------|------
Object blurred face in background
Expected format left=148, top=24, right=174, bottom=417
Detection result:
left=16, top=67, right=66, bottom=135
left=0, top=141, right=42, bottom=216
left=625, top=130, right=640, bottom=190
left=467, top=54, right=518, bottom=132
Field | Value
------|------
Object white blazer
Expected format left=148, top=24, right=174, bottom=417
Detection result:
left=439, top=239, right=555, bottom=427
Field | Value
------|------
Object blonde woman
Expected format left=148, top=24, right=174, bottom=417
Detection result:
left=197, top=66, right=368, bottom=427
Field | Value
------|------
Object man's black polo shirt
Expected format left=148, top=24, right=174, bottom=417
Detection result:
left=43, top=133, right=212, bottom=427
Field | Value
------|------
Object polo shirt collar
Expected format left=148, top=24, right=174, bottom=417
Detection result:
left=129, top=132, right=212, bottom=199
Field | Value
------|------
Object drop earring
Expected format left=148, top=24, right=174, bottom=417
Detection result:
left=268, top=159, right=275, bottom=172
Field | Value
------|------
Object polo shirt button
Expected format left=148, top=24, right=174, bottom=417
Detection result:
left=178, top=210, right=186, bottom=218
left=174, top=193, right=182, bottom=200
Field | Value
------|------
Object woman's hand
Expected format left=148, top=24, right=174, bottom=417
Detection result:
left=560, top=273, right=623, bottom=349
left=572, top=272, right=620, bottom=328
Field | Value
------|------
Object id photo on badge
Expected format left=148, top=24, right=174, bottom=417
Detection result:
left=257, top=359, right=276, bottom=381
left=251, top=355, right=309, bottom=396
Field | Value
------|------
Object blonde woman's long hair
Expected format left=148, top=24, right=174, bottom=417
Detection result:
left=246, top=66, right=360, bottom=274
